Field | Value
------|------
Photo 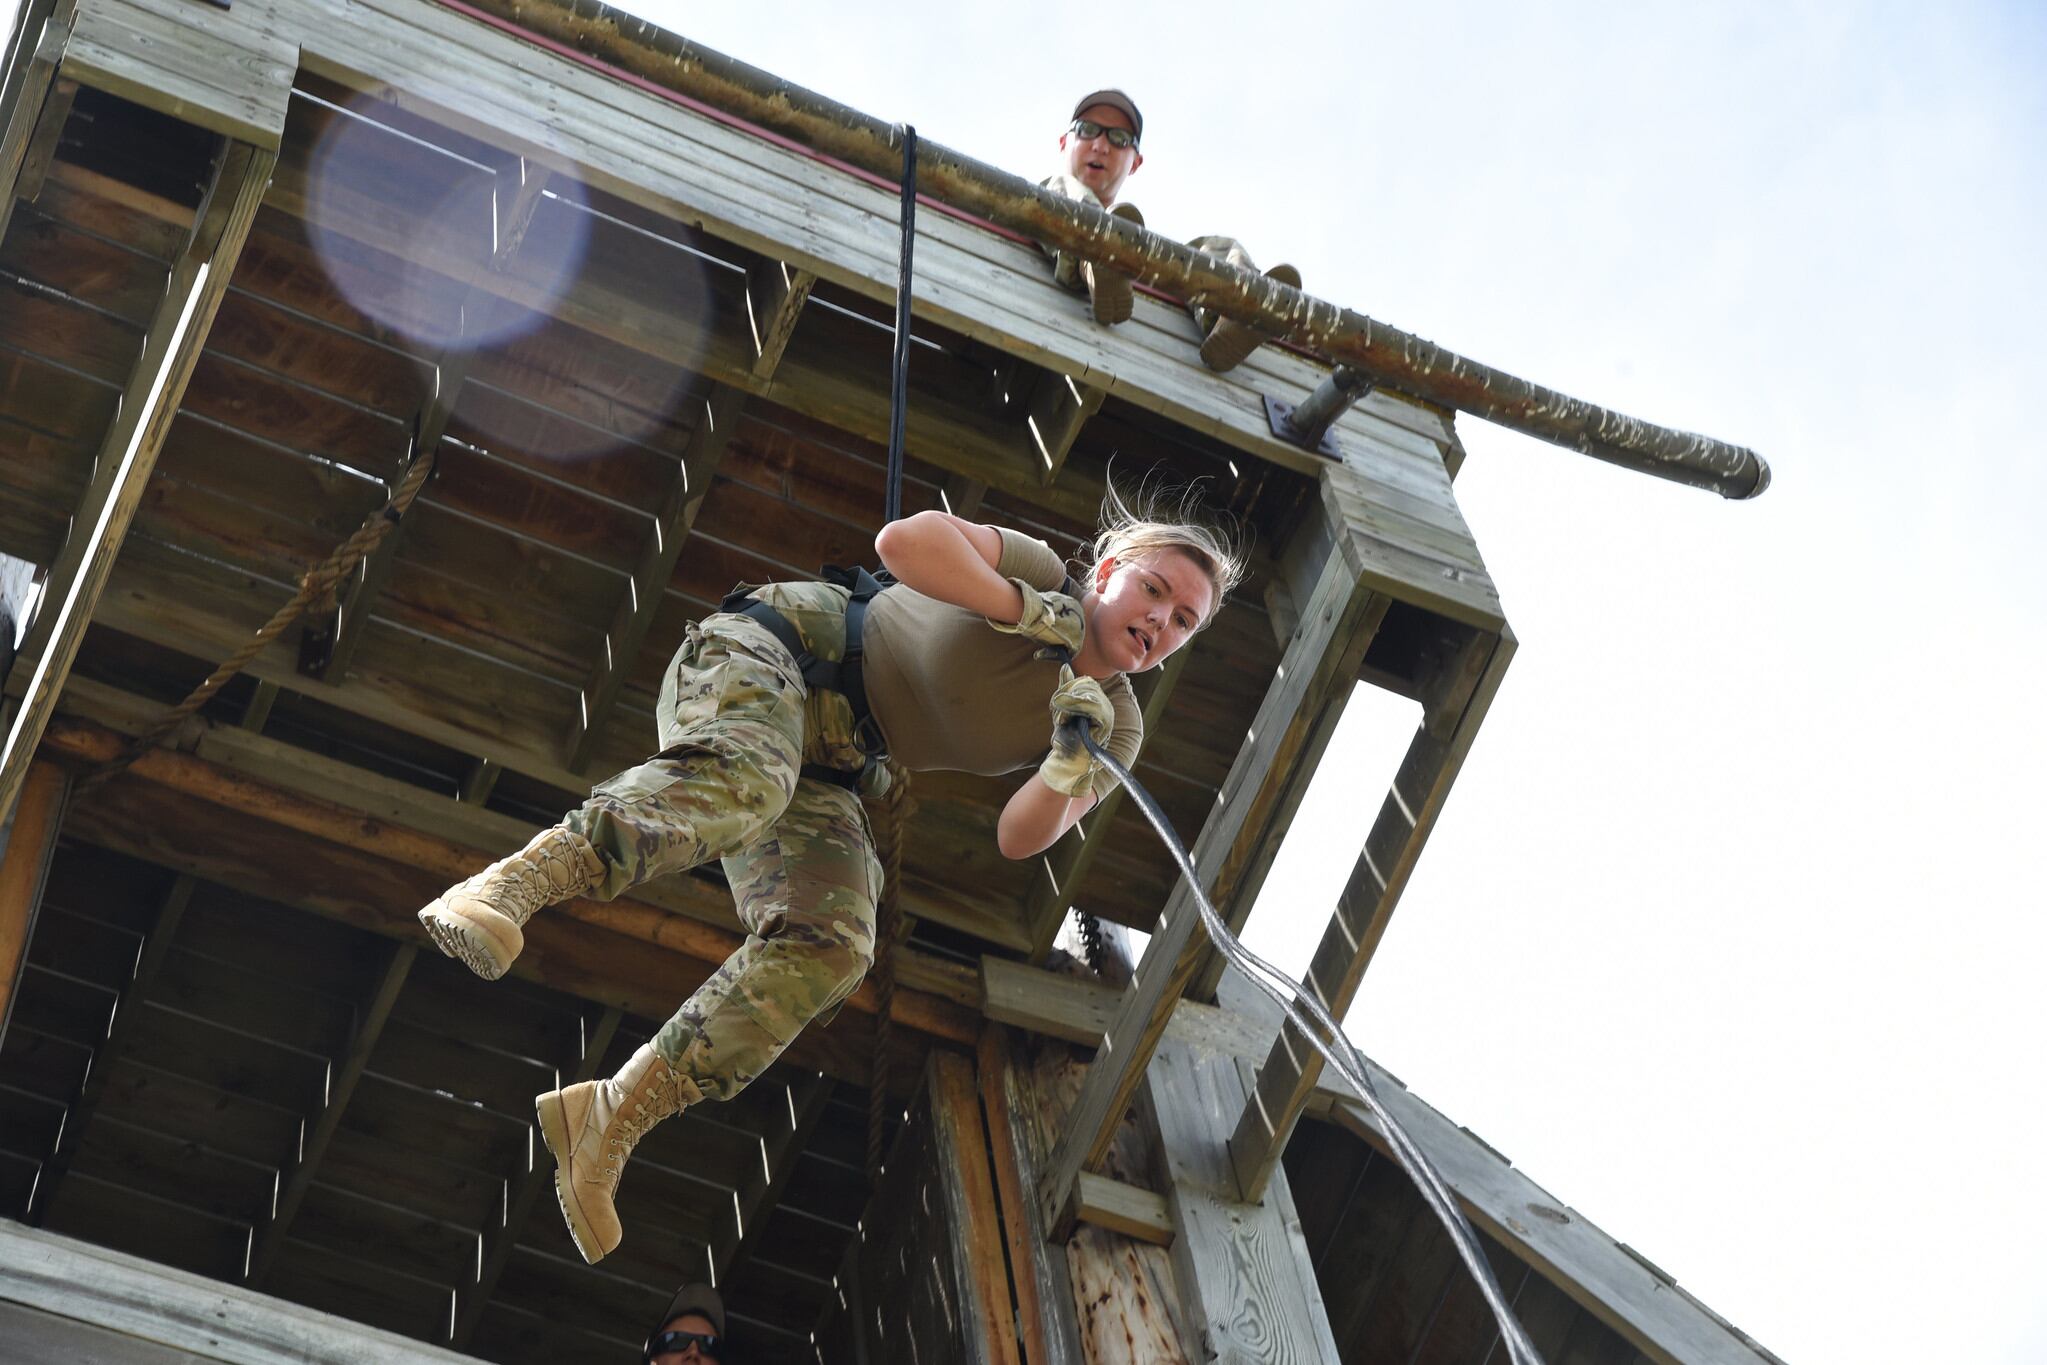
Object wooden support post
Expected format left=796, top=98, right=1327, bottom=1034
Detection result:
left=451, top=1004, right=621, bottom=1349
left=975, top=1025, right=1083, bottom=1365
left=744, top=257, right=814, bottom=380
left=1227, top=628, right=1515, bottom=1201
left=246, top=940, right=417, bottom=1288
left=713, top=1068, right=831, bottom=1284
left=0, top=759, right=65, bottom=1037
left=1143, top=1043, right=1341, bottom=1364
left=2, top=140, right=272, bottom=823
left=1040, top=486, right=1385, bottom=1239
left=928, top=1051, right=1022, bottom=1365
left=11, top=73, right=75, bottom=208
left=1023, top=647, right=1194, bottom=961
left=1019, top=372, right=1104, bottom=486
left=0, top=0, right=65, bottom=245
left=567, top=383, right=746, bottom=772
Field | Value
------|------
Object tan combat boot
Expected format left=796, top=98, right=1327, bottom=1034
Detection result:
left=536, top=1043, right=702, bottom=1263
left=417, top=827, right=602, bottom=981
left=1082, top=202, right=1146, bottom=324
left=1197, top=262, right=1302, bottom=372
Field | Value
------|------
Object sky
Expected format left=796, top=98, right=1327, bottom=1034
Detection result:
left=13, top=0, right=2036, bottom=1356
left=582, top=2, right=2045, bottom=1360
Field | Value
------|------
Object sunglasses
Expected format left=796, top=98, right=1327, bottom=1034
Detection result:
left=1070, top=118, right=1137, bottom=149
left=645, top=1329, right=724, bottom=1360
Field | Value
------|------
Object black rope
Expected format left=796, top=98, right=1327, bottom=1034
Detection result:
left=885, top=126, right=917, bottom=525
left=1069, top=718, right=1546, bottom=1365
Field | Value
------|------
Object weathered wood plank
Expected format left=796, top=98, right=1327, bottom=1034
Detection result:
left=0, top=1220, right=480, bottom=1363
left=0, top=0, right=65, bottom=248
left=745, top=257, right=814, bottom=380
left=0, top=760, right=66, bottom=1035
left=1040, top=494, right=1384, bottom=1235
left=0, top=141, right=272, bottom=822
left=1228, top=628, right=1515, bottom=1200
left=1142, top=1043, right=1340, bottom=1365
left=62, top=0, right=295, bottom=149
left=929, top=1050, right=1023, bottom=1365
left=975, top=1025, right=1083, bottom=1365
left=1075, top=1170, right=1172, bottom=1247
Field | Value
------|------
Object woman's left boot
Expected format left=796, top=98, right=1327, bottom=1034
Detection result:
left=537, top=1042, right=703, bottom=1263
left=417, top=827, right=603, bottom=981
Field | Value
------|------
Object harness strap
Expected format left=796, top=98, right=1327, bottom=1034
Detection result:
left=719, top=564, right=895, bottom=778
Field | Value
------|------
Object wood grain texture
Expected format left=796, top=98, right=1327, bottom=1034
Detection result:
left=0, top=1220, right=479, bottom=1363
left=0, top=760, right=66, bottom=1033
left=64, top=0, right=295, bottom=148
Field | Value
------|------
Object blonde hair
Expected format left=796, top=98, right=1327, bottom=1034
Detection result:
left=1082, top=482, right=1247, bottom=625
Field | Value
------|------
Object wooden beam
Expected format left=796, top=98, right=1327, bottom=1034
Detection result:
left=1039, top=497, right=1384, bottom=1238
left=264, top=150, right=1098, bottom=527
left=34, top=711, right=982, bottom=1050
left=744, top=257, right=814, bottom=380
left=0, top=0, right=64, bottom=246
left=1228, top=628, right=1515, bottom=1201
left=927, top=1051, right=1022, bottom=1365
left=975, top=1025, right=1083, bottom=1365
left=1074, top=1170, right=1171, bottom=1246
left=12, top=74, right=75, bottom=208
left=0, top=140, right=272, bottom=822
left=1020, top=371, right=1104, bottom=486
left=1142, top=1043, right=1341, bottom=1364
left=0, top=759, right=65, bottom=1036
left=25, top=875, right=197, bottom=1226
left=0, top=1221, right=482, bottom=1364
left=450, top=1003, right=621, bottom=1349
left=1023, top=646, right=1192, bottom=961
left=247, top=939, right=417, bottom=1287
left=567, top=383, right=745, bottom=772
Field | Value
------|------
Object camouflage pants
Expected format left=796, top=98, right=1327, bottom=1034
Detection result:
left=561, top=584, right=882, bottom=1101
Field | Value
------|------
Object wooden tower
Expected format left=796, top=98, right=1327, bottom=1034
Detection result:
left=0, top=0, right=1780, bottom=1361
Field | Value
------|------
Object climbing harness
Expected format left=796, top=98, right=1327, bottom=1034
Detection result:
left=719, top=563, right=893, bottom=792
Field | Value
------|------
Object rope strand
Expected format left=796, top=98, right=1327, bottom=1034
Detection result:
left=79, top=447, right=438, bottom=792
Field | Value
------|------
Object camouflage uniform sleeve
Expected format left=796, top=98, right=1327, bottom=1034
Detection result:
left=1091, top=674, right=1145, bottom=800
left=993, top=527, right=1071, bottom=592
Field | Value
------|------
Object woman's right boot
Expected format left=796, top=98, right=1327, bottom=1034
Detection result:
left=417, top=827, right=603, bottom=980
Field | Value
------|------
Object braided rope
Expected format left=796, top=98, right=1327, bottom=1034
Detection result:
left=862, top=757, right=912, bottom=1181
left=79, top=447, right=438, bottom=793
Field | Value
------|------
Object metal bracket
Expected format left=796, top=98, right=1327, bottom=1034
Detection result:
left=1262, top=393, right=1342, bottom=458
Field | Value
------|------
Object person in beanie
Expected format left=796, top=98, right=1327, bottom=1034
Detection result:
left=646, top=1282, right=727, bottom=1363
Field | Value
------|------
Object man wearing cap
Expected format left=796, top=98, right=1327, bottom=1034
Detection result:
left=645, top=1282, right=728, bottom=1364
left=1041, top=89, right=1301, bottom=372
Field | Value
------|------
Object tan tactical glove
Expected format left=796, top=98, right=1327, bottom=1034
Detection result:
left=1039, top=666, right=1116, bottom=797
left=988, top=579, right=1085, bottom=660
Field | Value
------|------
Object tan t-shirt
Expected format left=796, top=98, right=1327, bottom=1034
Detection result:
left=862, top=529, right=1142, bottom=798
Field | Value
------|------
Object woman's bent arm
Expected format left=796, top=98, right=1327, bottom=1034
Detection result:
left=874, top=510, right=1026, bottom=621
left=997, top=774, right=1096, bottom=860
